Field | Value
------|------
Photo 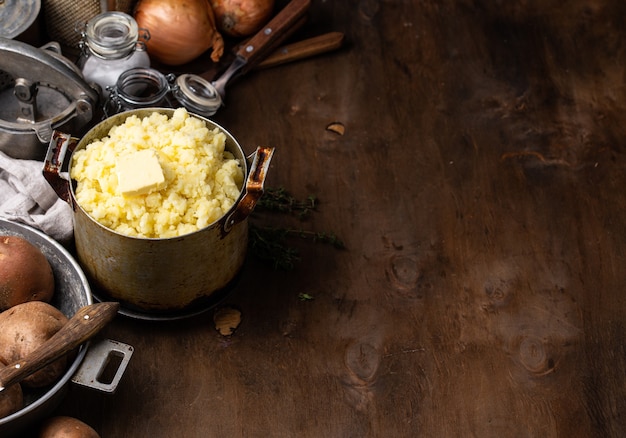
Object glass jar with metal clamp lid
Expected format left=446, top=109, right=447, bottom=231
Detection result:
left=77, top=11, right=150, bottom=99
left=104, top=67, right=175, bottom=116
left=170, top=74, right=223, bottom=117
left=105, top=67, right=224, bottom=117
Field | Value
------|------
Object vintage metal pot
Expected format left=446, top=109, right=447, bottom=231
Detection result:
left=44, top=108, right=274, bottom=318
left=0, top=219, right=132, bottom=437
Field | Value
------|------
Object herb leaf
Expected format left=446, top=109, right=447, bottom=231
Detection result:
left=256, top=187, right=318, bottom=219
left=248, top=188, right=344, bottom=270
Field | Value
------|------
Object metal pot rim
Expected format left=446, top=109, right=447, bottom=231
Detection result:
left=70, top=107, right=249, bottom=240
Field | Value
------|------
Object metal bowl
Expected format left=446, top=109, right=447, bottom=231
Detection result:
left=0, top=218, right=92, bottom=437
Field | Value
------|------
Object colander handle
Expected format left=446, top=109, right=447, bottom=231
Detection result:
left=222, top=146, right=275, bottom=235
left=42, top=131, right=79, bottom=205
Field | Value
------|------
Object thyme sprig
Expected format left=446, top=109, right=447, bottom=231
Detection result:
left=248, top=187, right=344, bottom=270
left=256, top=187, right=318, bottom=219
left=248, top=225, right=301, bottom=271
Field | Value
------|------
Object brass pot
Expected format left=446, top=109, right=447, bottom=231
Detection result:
left=44, top=108, right=274, bottom=319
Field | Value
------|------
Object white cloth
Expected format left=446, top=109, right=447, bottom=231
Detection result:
left=0, top=151, right=73, bottom=243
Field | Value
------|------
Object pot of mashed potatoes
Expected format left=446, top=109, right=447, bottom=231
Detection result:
left=44, top=107, right=274, bottom=316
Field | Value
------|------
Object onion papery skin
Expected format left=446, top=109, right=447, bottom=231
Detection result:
left=210, top=0, right=275, bottom=38
left=135, top=0, right=225, bottom=66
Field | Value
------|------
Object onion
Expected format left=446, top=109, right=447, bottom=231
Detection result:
left=210, top=0, right=275, bottom=38
left=134, top=0, right=224, bottom=66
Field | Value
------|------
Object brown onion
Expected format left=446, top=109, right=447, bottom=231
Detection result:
left=210, top=0, right=275, bottom=38
left=134, top=0, right=224, bottom=66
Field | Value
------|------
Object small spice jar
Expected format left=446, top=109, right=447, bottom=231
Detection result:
left=78, top=11, right=150, bottom=98
left=106, top=68, right=224, bottom=117
left=105, top=67, right=174, bottom=115
left=170, top=74, right=223, bottom=117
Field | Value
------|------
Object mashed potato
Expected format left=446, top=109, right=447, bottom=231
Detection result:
left=70, top=108, right=244, bottom=238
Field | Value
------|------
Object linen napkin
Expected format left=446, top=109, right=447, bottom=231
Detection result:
left=0, top=151, right=73, bottom=243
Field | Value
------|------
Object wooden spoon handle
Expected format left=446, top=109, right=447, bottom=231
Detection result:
left=235, top=0, right=311, bottom=66
left=0, top=302, right=119, bottom=391
left=256, top=32, right=345, bottom=69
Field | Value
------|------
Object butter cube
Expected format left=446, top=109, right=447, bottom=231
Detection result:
left=116, top=150, right=165, bottom=196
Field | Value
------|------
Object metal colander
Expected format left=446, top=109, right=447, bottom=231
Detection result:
left=42, top=0, right=137, bottom=58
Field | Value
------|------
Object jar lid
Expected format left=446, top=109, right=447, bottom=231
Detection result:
left=173, top=74, right=222, bottom=117
left=0, top=0, right=40, bottom=39
left=84, top=11, right=139, bottom=59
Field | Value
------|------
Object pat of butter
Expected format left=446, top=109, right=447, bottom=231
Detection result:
left=116, top=150, right=165, bottom=196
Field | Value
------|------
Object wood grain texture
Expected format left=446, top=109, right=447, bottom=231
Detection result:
left=30, top=0, right=626, bottom=436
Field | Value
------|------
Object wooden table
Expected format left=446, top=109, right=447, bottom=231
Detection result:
left=28, top=0, right=626, bottom=436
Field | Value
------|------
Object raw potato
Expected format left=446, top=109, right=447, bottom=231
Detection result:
left=0, top=301, right=69, bottom=388
left=0, top=235, right=55, bottom=311
left=38, top=416, right=100, bottom=438
left=0, top=356, right=23, bottom=419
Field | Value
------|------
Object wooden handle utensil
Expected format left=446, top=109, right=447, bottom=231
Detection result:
left=256, top=31, right=345, bottom=69
left=0, top=302, right=119, bottom=391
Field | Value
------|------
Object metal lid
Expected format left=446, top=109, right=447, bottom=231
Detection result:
left=173, top=74, right=223, bottom=117
left=0, top=0, right=41, bottom=39
left=0, top=37, right=99, bottom=141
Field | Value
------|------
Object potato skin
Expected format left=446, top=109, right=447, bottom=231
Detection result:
left=0, top=235, right=55, bottom=311
left=38, top=416, right=100, bottom=438
left=0, top=356, right=23, bottom=419
left=0, top=301, right=69, bottom=388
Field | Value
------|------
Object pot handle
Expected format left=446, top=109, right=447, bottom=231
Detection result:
left=42, top=131, right=79, bottom=204
left=223, top=146, right=275, bottom=234
left=71, top=338, right=134, bottom=394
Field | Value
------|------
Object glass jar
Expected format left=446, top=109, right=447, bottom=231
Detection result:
left=105, top=67, right=174, bottom=116
left=171, top=74, right=223, bottom=118
left=78, top=11, right=150, bottom=98
left=106, top=68, right=224, bottom=117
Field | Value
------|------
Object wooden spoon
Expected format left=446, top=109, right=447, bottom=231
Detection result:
left=255, top=31, right=345, bottom=70
left=0, top=302, right=119, bottom=391
left=210, top=0, right=312, bottom=101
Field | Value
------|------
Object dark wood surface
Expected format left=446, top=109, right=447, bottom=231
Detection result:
left=30, top=0, right=626, bottom=436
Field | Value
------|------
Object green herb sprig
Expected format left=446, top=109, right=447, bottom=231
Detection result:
left=256, top=187, right=318, bottom=219
left=249, top=187, right=344, bottom=270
